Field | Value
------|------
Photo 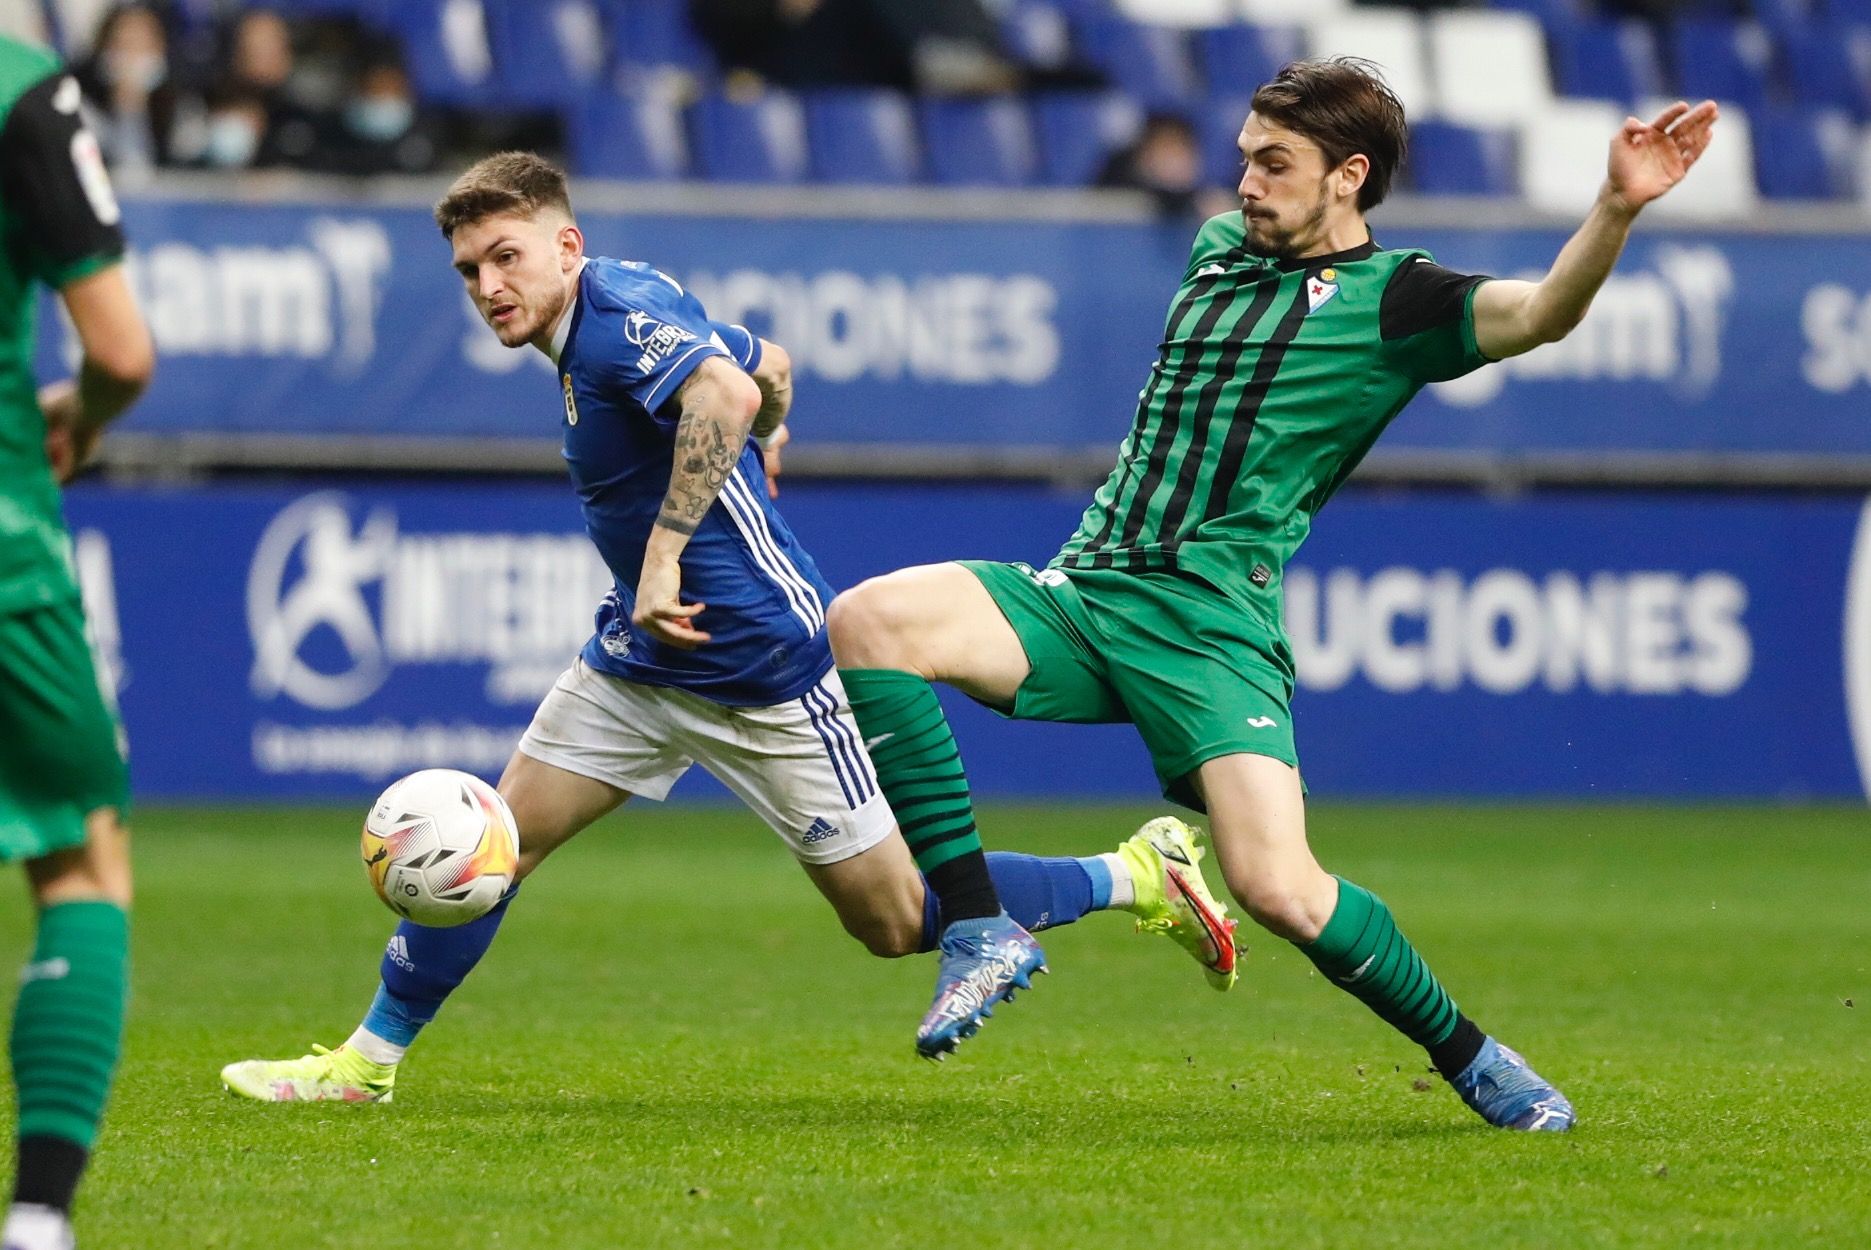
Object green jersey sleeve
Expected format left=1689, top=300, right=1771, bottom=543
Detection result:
left=0, top=68, right=125, bottom=289
left=1181, top=212, right=1245, bottom=282
left=1377, top=253, right=1493, bottom=384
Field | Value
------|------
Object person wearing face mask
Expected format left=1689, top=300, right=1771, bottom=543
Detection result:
left=319, top=59, right=438, bottom=176
left=196, top=83, right=266, bottom=169
left=74, top=3, right=178, bottom=171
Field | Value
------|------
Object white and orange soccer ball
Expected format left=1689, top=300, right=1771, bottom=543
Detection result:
left=362, top=769, right=520, bottom=927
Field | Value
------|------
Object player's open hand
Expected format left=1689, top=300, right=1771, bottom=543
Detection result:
left=761, top=424, right=789, bottom=499
left=1606, top=100, right=1718, bottom=214
left=633, top=554, right=711, bottom=649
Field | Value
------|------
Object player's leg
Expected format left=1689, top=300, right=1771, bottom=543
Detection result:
left=0, top=601, right=133, bottom=1248
left=828, top=561, right=1029, bottom=929
left=1193, top=753, right=1574, bottom=1131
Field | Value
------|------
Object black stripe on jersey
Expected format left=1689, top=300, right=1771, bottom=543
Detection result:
left=1192, top=282, right=1314, bottom=533
left=1100, top=273, right=1247, bottom=564
left=1071, top=248, right=1244, bottom=568
left=1155, top=275, right=1280, bottom=542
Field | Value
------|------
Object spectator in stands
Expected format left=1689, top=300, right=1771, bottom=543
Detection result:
left=75, top=3, right=180, bottom=172
left=196, top=83, right=268, bottom=168
left=1097, top=111, right=1233, bottom=219
left=690, top=0, right=1015, bottom=94
left=319, top=59, right=441, bottom=176
left=218, top=7, right=320, bottom=165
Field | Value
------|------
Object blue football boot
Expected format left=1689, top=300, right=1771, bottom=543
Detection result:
left=916, top=912, right=1047, bottom=1060
left=1449, top=1037, right=1576, bottom=1131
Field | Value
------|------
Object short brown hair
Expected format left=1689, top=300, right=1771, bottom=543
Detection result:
left=434, top=151, right=574, bottom=238
left=1249, top=57, right=1408, bottom=211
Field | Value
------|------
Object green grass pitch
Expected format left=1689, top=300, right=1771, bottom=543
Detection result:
left=4, top=802, right=1866, bottom=1249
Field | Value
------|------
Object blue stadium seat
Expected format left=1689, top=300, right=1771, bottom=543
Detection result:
left=1550, top=19, right=1666, bottom=105
left=920, top=97, right=1039, bottom=187
left=1783, top=24, right=1871, bottom=120
left=382, top=0, right=499, bottom=108
left=1073, top=16, right=1200, bottom=109
left=484, top=0, right=608, bottom=109
left=1199, top=23, right=1304, bottom=97
left=1829, top=0, right=1871, bottom=29
left=804, top=90, right=921, bottom=185
left=1030, top=91, right=1143, bottom=186
left=690, top=92, right=809, bottom=183
left=1001, top=0, right=1075, bottom=73
left=1408, top=121, right=1516, bottom=196
left=1486, top=0, right=1589, bottom=36
left=1669, top=18, right=1773, bottom=113
left=1751, top=0, right=1825, bottom=39
left=1199, top=95, right=1253, bottom=189
left=602, top=0, right=715, bottom=75
left=1752, top=105, right=1855, bottom=199
left=568, top=87, right=689, bottom=180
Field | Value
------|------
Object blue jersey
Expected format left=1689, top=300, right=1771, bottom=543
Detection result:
left=555, top=257, right=834, bottom=706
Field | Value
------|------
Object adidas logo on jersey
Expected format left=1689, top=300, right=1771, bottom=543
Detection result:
left=801, top=817, right=841, bottom=845
left=385, top=935, right=415, bottom=972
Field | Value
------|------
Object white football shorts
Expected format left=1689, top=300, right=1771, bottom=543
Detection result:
left=517, top=657, right=895, bottom=865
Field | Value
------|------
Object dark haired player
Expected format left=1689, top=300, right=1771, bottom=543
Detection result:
left=829, top=58, right=1719, bottom=1131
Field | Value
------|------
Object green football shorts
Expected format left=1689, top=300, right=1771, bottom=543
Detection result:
left=0, top=599, right=129, bottom=863
left=961, top=560, right=1297, bottom=810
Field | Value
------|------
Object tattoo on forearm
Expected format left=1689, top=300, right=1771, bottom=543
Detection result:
left=658, top=388, right=742, bottom=533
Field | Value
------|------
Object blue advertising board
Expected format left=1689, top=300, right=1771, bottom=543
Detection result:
left=62, top=480, right=1871, bottom=802
left=31, top=197, right=1871, bottom=457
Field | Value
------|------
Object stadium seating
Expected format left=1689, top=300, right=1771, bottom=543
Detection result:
left=94, top=0, right=1871, bottom=208
left=1636, top=96, right=1758, bottom=219
left=921, top=97, right=1040, bottom=187
left=690, top=91, right=810, bottom=184
left=1410, top=120, right=1517, bottom=196
left=1426, top=11, right=1553, bottom=128
left=804, top=90, right=922, bottom=185
left=1549, top=19, right=1668, bottom=105
left=568, top=86, right=688, bottom=180
left=1030, top=91, right=1144, bottom=185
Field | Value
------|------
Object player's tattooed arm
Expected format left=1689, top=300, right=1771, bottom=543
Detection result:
left=749, top=339, right=793, bottom=440
left=635, top=356, right=761, bottom=648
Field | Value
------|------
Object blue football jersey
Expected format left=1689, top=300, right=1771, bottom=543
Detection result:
left=555, top=257, right=833, bottom=706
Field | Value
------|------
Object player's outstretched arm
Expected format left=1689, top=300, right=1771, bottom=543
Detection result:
left=42, top=265, right=155, bottom=482
left=1472, top=100, right=1719, bottom=361
left=634, top=354, right=761, bottom=649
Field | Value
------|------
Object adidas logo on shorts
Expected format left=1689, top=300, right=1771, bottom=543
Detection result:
left=385, top=935, right=415, bottom=972
left=801, top=817, right=841, bottom=845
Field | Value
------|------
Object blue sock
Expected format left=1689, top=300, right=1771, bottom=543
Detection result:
left=361, top=887, right=517, bottom=1047
left=918, top=853, right=1099, bottom=952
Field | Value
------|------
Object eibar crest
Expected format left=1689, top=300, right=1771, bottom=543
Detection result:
left=1306, top=268, right=1339, bottom=314
left=562, top=373, right=579, bottom=426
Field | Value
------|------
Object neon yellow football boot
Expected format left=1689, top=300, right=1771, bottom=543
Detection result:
left=1118, top=817, right=1241, bottom=990
left=220, top=1044, right=396, bottom=1104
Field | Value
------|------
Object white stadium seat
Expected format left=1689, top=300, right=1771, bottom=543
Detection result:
left=1428, top=11, right=1554, bottom=128
left=1114, top=0, right=1237, bottom=29
left=1518, top=99, right=1626, bottom=215
left=1238, top=0, right=1349, bottom=23
left=1305, top=10, right=1434, bottom=118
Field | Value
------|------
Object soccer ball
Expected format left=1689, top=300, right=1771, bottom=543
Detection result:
left=362, top=769, right=520, bottom=927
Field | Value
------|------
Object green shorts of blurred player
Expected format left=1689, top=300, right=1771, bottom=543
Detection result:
left=0, top=599, right=133, bottom=1224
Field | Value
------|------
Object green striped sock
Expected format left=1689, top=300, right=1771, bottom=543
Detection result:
left=840, top=668, right=1000, bottom=922
left=1301, top=878, right=1459, bottom=1049
left=11, top=900, right=128, bottom=1151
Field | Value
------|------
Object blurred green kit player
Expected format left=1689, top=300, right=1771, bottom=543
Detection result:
left=830, top=58, right=1719, bottom=1131
left=0, top=34, right=153, bottom=1250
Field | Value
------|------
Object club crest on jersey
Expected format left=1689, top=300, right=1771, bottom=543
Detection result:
left=561, top=373, right=579, bottom=426
left=1306, top=269, right=1339, bottom=314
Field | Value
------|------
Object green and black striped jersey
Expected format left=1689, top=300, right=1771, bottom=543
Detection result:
left=1053, top=211, right=1492, bottom=618
left=0, top=36, right=125, bottom=613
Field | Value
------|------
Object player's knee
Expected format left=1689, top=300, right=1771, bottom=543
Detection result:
left=827, top=578, right=930, bottom=673
left=1225, top=871, right=1328, bottom=944
left=29, top=808, right=133, bottom=910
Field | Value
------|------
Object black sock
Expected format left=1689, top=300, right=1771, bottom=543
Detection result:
left=1427, top=1014, right=1487, bottom=1079
left=924, top=850, right=1001, bottom=924
left=13, top=1135, right=89, bottom=1213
